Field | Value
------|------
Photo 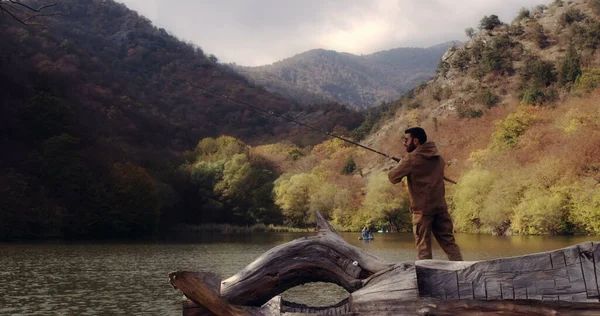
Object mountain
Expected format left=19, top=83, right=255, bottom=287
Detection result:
left=359, top=0, right=600, bottom=235
left=233, top=42, right=460, bottom=110
left=0, top=0, right=363, bottom=239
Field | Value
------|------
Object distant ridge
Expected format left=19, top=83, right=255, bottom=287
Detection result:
left=233, top=41, right=461, bottom=110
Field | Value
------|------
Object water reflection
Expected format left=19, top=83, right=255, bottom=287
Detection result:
left=0, top=233, right=597, bottom=315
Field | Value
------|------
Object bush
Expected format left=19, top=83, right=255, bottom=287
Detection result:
left=569, top=180, right=600, bottom=235
left=452, top=169, right=495, bottom=233
left=341, top=157, right=356, bottom=175
left=451, top=49, right=471, bottom=72
left=437, top=60, right=450, bottom=76
left=470, top=39, right=485, bottom=61
left=507, top=24, right=525, bottom=36
left=571, top=18, right=600, bottom=49
left=491, top=110, right=535, bottom=149
left=407, top=101, right=421, bottom=109
left=408, top=109, right=420, bottom=126
left=432, top=85, right=452, bottom=101
left=479, top=15, right=503, bottom=31
left=360, top=172, right=411, bottom=233
left=477, top=89, right=500, bottom=108
left=593, top=0, right=600, bottom=15
left=456, top=103, right=484, bottom=119
left=514, top=8, right=530, bottom=22
left=510, top=186, right=572, bottom=235
left=475, top=36, right=515, bottom=76
left=560, top=7, right=585, bottom=26
left=534, top=5, right=547, bottom=15
left=571, top=68, right=600, bottom=94
left=527, top=21, right=548, bottom=48
left=480, top=174, right=527, bottom=235
left=350, top=113, right=375, bottom=141
left=520, top=55, right=556, bottom=88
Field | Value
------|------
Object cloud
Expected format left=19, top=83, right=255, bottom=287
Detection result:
left=119, top=0, right=546, bottom=66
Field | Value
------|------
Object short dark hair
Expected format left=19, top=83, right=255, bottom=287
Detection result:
left=405, top=127, right=427, bottom=144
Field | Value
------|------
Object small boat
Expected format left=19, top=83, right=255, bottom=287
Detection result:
left=169, top=212, right=600, bottom=315
left=358, top=235, right=374, bottom=241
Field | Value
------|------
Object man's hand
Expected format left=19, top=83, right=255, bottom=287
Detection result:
left=381, top=159, right=400, bottom=172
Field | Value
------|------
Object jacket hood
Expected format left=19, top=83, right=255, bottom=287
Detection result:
left=413, top=142, right=440, bottom=159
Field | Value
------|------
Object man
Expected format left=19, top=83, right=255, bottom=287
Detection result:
left=387, top=127, right=463, bottom=261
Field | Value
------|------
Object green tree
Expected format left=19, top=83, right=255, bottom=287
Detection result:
left=479, top=15, right=503, bottom=31
left=109, top=162, right=160, bottom=236
left=24, top=92, right=73, bottom=140
left=350, top=112, right=375, bottom=141
left=475, top=36, right=515, bottom=76
left=342, top=156, right=357, bottom=175
left=465, top=27, right=476, bottom=39
left=214, top=153, right=278, bottom=224
left=189, top=160, right=226, bottom=222
left=559, top=45, right=581, bottom=86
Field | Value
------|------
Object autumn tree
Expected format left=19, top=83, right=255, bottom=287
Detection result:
left=361, top=172, right=411, bottom=232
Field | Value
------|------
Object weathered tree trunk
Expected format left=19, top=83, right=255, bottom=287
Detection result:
left=170, top=212, right=600, bottom=315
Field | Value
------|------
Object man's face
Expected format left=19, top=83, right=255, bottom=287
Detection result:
left=404, top=133, right=418, bottom=153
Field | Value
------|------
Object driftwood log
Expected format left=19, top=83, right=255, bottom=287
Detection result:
left=169, top=212, right=600, bottom=315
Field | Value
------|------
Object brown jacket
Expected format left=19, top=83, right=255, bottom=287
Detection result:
left=388, top=142, right=447, bottom=215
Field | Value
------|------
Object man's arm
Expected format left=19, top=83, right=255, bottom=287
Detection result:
left=388, top=158, right=412, bottom=184
left=443, top=176, right=457, bottom=184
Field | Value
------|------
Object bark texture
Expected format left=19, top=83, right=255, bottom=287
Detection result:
left=169, top=212, right=600, bottom=315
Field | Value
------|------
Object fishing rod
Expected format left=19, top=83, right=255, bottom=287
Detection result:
left=158, top=73, right=402, bottom=162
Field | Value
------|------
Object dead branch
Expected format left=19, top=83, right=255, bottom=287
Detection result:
left=0, top=0, right=64, bottom=26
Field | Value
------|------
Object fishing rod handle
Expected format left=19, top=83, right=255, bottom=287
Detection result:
left=391, top=157, right=401, bottom=162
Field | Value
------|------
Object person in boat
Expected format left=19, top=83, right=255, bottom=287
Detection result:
left=361, top=226, right=370, bottom=240
left=387, top=127, right=463, bottom=261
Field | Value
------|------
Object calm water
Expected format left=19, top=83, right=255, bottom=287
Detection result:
left=1, top=233, right=598, bottom=315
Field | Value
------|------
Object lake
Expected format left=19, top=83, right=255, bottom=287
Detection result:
left=1, top=232, right=598, bottom=315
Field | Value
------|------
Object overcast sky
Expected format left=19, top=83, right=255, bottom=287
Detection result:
left=119, top=0, right=546, bottom=66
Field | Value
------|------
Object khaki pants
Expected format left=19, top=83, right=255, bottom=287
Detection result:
left=412, top=212, right=463, bottom=261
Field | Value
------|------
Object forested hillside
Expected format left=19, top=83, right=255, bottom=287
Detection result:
left=190, top=0, right=599, bottom=237
left=3, top=0, right=599, bottom=240
left=233, top=42, right=458, bottom=110
left=361, top=0, right=600, bottom=235
left=0, top=0, right=363, bottom=239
